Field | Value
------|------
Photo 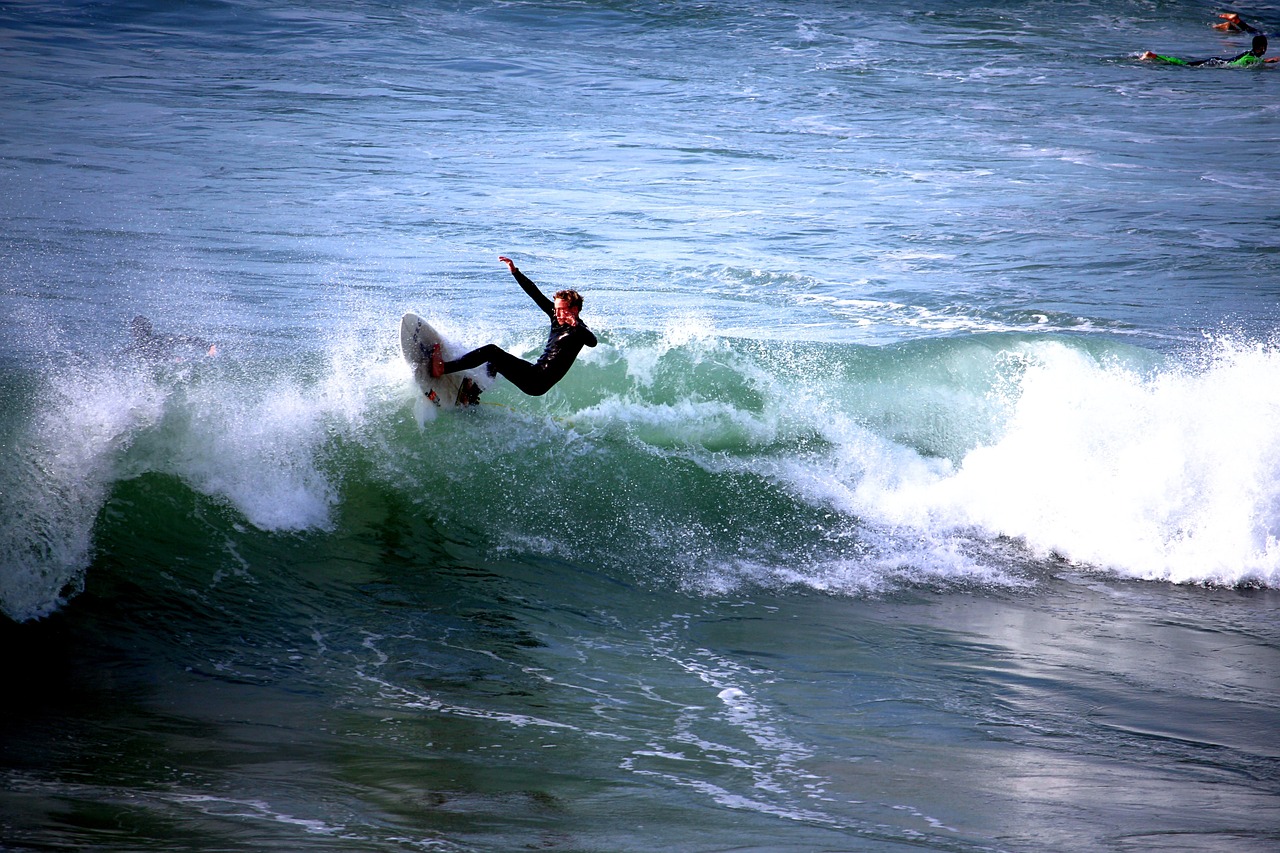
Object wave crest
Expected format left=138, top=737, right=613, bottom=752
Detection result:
left=3, top=331, right=1276, bottom=621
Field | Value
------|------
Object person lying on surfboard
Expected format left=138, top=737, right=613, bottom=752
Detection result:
left=429, top=256, right=597, bottom=396
left=1140, top=33, right=1271, bottom=66
left=1208, top=12, right=1278, bottom=60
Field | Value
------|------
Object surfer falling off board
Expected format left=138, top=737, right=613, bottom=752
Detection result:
left=429, top=256, right=598, bottom=397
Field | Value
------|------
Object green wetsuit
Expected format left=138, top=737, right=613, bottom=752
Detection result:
left=1152, top=49, right=1265, bottom=68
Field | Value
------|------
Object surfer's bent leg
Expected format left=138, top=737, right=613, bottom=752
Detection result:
left=441, top=345, right=553, bottom=397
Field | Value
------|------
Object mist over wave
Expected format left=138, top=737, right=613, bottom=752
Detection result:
left=2, top=327, right=1277, bottom=622
left=836, top=336, right=1280, bottom=587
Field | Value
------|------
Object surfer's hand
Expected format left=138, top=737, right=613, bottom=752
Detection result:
left=499, top=255, right=516, bottom=272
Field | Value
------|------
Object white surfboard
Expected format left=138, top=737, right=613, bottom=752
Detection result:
left=400, top=312, right=491, bottom=416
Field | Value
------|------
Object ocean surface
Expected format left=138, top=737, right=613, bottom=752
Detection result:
left=2, top=1, right=1279, bottom=850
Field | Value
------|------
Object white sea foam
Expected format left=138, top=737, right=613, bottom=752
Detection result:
left=145, top=334, right=408, bottom=533
left=655, top=334, right=1280, bottom=592
left=0, top=365, right=166, bottom=621
left=828, top=338, right=1280, bottom=587
left=0, top=336, right=409, bottom=620
left=3, top=329, right=1274, bottom=624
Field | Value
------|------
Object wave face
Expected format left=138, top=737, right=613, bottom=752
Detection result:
left=3, top=330, right=1277, bottom=622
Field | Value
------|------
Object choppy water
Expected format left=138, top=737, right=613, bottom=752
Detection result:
left=3, top=1, right=1279, bottom=851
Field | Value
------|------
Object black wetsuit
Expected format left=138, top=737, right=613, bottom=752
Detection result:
left=1225, top=19, right=1263, bottom=35
left=441, top=267, right=597, bottom=396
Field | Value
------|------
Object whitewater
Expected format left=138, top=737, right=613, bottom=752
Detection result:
left=4, top=326, right=1279, bottom=622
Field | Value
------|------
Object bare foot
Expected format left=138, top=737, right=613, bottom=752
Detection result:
left=428, top=344, right=445, bottom=378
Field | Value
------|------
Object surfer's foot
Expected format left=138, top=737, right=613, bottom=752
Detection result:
left=428, top=344, right=445, bottom=378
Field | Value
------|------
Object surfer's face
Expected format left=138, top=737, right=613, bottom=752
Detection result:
left=554, top=298, right=580, bottom=326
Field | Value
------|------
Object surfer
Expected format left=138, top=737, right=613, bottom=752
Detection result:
left=429, top=256, right=597, bottom=396
left=1213, top=12, right=1263, bottom=34
left=1140, top=33, right=1271, bottom=66
left=125, top=315, right=218, bottom=361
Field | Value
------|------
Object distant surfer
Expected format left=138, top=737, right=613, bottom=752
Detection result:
left=125, top=315, right=218, bottom=361
left=429, top=256, right=597, bottom=396
left=1212, top=12, right=1263, bottom=34
left=1140, top=34, right=1271, bottom=66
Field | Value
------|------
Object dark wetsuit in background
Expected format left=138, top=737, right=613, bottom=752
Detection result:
left=440, top=267, right=597, bottom=397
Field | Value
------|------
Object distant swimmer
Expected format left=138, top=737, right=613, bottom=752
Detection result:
left=125, top=315, right=218, bottom=361
left=429, top=256, right=597, bottom=397
left=1140, top=34, right=1271, bottom=66
left=1213, top=12, right=1263, bottom=34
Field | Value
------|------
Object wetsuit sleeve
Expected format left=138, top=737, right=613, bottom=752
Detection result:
left=1227, top=51, right=1262, bottom=67
left=578, top=323, right=598, bottom=348
left=510, top=267, right=556, bottom=318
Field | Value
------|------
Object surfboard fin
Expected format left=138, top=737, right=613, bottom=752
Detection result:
left=456, top=378, right=482, bottom=407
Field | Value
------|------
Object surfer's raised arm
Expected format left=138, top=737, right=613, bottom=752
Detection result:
left=500, top=255, right=555, bottom=318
